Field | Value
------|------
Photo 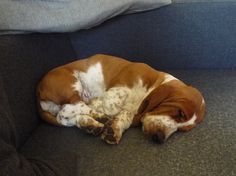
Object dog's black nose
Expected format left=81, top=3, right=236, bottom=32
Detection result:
left=152, top=131, right=165, bottom=144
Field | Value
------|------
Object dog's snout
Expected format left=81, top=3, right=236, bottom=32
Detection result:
left=152, top=131, right=165, bottom=144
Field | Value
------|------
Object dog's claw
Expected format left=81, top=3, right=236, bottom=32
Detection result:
left=101, top=119, right=122, bottom=144
left=81, top=125, right=104, bottom=136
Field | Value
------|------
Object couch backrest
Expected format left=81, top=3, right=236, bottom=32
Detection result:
left=70, top=1, right=236, bottom=69
left=0, top=34, right=76, bottom=148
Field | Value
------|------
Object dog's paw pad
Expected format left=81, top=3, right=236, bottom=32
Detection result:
left=101, top=122, right=121, bottom=144
left=81, top=125, right=104, bottom=136
left=103, top=135, right=117, bottom=144
left=96, top=115, right=112, bottom=124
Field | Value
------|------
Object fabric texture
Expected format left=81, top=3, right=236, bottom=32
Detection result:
left=0, top=0, right=171, bottom=35
left=0, top=74, right=17, bottom=148
left=173, top=0, right=235, bottom=2
left=70, top=2, right=236, bottom=69
left=0, top=137, right=77, bottom=176
left=20, top=70, right=236, bottom=176
left=0, top=34, right=76, bottom=148
left=0, top=34, right=77, bottom=175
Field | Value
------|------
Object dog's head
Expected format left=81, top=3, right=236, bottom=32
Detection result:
left=138, top=80, right=205, bottom=143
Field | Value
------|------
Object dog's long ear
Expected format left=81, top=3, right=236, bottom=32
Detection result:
left=138, top=84, right=172, bottom=116
left=186, top=86, right=206, bottom=124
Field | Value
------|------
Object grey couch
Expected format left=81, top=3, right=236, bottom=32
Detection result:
left=0, top=1, right=236, bottom=176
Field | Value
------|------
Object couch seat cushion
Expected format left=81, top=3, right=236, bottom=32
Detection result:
left=20, top=70, right=236, bottom=176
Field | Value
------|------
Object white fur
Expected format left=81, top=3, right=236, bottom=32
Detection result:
left=161, top=74, right=179, bottom=84
left=40, top=101, right=61, bottom=116
left=72, top=63, right=106, bottom=102
left=39, top=100, right=102, bottom=127
left=102, top=87, right=129, bottom=116
left=80, top=78, right=154, bottom=118
left=75, top=114, right=104, bottom=128
left=122, top=79, right=154, bottom=115
left=59, top=101, right=92, bottom=118
left=72, top=71, right=83, bottom=94
left=202, top=98, right=205, bottom=106
left=143, top=113, right=197, bottom=140
left=97, top=79, right=154, bottom=132
left=177, top=113, right=197, bottom=128
left=58, top=114, right=77, bottom=127
left=142, top=115, right=178, bottom=139
left=56, top=101, right=103, bottom=126
left=104, top=79, right=153, bottom=115
left=116, top=110, right=136, bottom=132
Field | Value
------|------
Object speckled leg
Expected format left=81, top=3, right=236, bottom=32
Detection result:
left=101, top=110, right=134, bottom=144
left=57, top=101, right=105, bottom=135
left=88, top=97, right=112, bottom=124
left=102, top=87, right=129, bottom=116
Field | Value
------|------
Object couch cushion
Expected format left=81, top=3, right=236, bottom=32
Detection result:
left=20, top=70, right=236, bottom=176
left=0, top=137, right=77, bottom=176
left=0, top=34, right=76, bottom=148
left=0, top=0, right=171, bottom=34
left=173, top=0, right=235, bottom=2
left=70, top=2, right=236, bottom=69
left=0, top=74, right=17, bottom=147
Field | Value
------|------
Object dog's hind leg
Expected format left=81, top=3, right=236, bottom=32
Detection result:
left=56, top=101, right=105, bottom=135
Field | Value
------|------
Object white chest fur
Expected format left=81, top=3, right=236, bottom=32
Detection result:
left=72, top=62, right=153, bottom=116
left=119, top=79, right=154, bottom=115
left=90, top=79, right=154, bottom=116
left=72, top=63, right=106, bottom=102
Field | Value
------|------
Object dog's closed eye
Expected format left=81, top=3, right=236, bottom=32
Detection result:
left=174, top=109, right=187, bottom=122
left=176, top=109, right=185, bottom=118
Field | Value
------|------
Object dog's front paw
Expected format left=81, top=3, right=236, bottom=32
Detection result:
left=94, top=115, right=112, bottom=124
left=81, top=124, right=104, bottom=136
left=101, top=119, right=122, bottom=144
left=77, top=115, right=104, bottom=136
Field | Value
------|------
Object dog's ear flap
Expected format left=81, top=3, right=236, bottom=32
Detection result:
left=186, top=87, right=206, bottom=124
left=137, top=98, right=149, bottom=116
left=138, top=84, right=172, bottom=116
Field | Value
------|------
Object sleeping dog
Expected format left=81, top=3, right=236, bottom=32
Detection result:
left=37, top=54, right=205, bottom=144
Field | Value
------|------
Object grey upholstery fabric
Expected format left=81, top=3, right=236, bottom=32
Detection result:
left=173, top=0, right=235, bottom=2
left=20, top=70, right=236, bottom=176
left=0, top=137, right=77, bottom=176
left=0, top=74, right=17, bottom=147
left=0, top=0, right=171, bottom=34
left=70, top=2, right=236, bottom=69
left=0, top=34, right=76, bottom=148
left=0, top=34, right=77, bottom=175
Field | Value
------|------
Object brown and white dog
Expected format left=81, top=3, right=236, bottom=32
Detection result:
left=37, top=54, right=205, bottom=144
